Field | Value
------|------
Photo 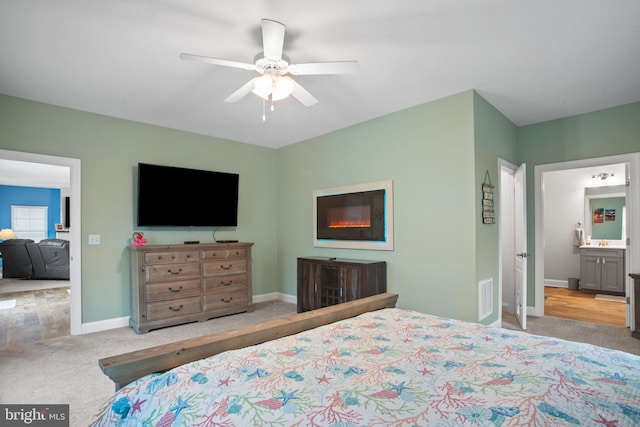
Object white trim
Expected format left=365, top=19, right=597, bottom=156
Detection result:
left=253, top=292, right=296, bottom=305
left=534, top=153, right=638, bottom=329
left=0, top=149, right=82, bottom=335
left=497, top=158, right=518, bottom=327
left=545, top=279, right=568, bottom=288
left=313, top=180, right=394, bottom=250
left=82, top=316, right=130, bottom=334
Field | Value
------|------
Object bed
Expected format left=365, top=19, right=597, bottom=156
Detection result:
left=93, top=293, right=640, bottom=426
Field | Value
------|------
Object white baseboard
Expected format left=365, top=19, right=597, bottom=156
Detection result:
left=80, top=316, right=129, bottom=335
left=78, top=292, right=297, bottom=335
left=544, top=279, right=568, bottom=288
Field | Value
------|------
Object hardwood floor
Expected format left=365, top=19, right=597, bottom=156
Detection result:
left=544, top=286, right=626, bottom=327
left=0, top=287, right=70, bottom=348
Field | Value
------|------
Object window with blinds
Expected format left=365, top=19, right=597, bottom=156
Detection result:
left=11, top=205, right=48, bottom=242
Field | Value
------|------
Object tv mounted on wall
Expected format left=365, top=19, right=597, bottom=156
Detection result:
left=136, top=163, right=239, bottom=227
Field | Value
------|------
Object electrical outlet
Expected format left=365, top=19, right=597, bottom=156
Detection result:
left=88, top=234, right=101, bottom=245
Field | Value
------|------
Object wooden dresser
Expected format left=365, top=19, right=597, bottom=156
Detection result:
left=128, top=242, right=253, bottom=333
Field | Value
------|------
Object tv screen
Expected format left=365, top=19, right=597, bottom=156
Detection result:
left=137, top=163, right=239, bottom=227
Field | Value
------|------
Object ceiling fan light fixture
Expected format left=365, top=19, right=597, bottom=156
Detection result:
left=252, top=75, right=273, bottom=100
left=272, top=76, right=294, bottom=101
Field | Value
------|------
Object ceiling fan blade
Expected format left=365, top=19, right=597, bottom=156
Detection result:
left=291, top=81, right=318, bottom=107
left=224, top=77, right=259, bottom=103
left=261, top=19, right=285, bottom=61
left=288, top=61, right=359, bottom=75
left=180, top=53, right=255, bottom=71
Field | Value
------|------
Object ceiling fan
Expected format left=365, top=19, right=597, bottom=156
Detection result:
left=180, top=19, right=358, bottom=119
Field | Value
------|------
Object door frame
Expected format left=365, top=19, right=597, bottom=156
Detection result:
left=498, top=158, right=518, bottom=327
left=514, top=163, right=527, bottom=329
left=0, top=149, right=82, bottom=335
left=533, top=152, right=638, bottom=331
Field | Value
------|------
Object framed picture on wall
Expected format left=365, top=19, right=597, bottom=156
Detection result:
left=605, top=209, right=616, bottom=221
left=593, top=208, right=604, bottom=224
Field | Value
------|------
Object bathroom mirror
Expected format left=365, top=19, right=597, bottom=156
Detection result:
left=584, top=186, right=626, bottom=241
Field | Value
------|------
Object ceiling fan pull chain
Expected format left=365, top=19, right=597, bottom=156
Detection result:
left=262, top=98, right=266, bottom=122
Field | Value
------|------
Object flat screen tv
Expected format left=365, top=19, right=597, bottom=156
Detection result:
left=137, top=163, right=239, bottom=227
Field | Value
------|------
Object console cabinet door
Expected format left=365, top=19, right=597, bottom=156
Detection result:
left=297, top=259, right=320, bottom=312
left=580, top=256, right=600, bottom=290
left=601, top=256, right=624, bottom=293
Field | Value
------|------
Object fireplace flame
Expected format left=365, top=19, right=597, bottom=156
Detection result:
left=328, top=219, right=371, bottom=229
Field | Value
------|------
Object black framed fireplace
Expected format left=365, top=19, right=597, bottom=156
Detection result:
left=316, top=189, right=385, bottom=241
left=313, top=180, right=394, bottom=250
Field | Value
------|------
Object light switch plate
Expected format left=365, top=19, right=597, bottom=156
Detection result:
left=88, top=234, right=101, bottom=245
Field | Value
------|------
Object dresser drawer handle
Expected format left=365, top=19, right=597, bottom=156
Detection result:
left=168, top=268, right=183, bottom=275
left=168, top=286, right=183, bottom=292
left=168, top=305, right=183, bottom=312
left=221, top=297, right=233, bottom=303
left=220, top=265, right=232, bottom=270
left=221, top=280, right=233, bottom=286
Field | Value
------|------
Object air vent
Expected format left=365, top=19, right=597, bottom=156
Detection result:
left=478, top=278, right=493, bottom=320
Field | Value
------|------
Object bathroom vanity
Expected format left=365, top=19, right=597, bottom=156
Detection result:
left=579, top=245, right=625, bottom=294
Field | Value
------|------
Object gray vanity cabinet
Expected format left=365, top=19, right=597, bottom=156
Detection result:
left=579, top=248, right=625, bottom=294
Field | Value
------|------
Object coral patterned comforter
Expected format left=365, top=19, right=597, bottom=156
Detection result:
left=92, top=308, right=640, bottom=426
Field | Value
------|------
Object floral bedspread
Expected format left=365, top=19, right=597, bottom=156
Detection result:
left=92, top=308, right=640, bottom=426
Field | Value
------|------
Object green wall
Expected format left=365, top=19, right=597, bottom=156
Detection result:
left=0, top=95, right=279, bottom=323
left=277, top=91, right=488, bottom=322
left=6, top=90, right=633, bottom=327
left=473, top=93, right=519, bottom=322
left=518, top=101, right=640, bottom=303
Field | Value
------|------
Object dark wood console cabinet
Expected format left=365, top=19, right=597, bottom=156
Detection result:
left=129, top=242, right=253, bottom=333
left=297, top=257, right=387, bottom=313
left=631, top=273, right=640, bottom=340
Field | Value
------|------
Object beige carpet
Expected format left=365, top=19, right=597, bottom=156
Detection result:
left=0, top=299, right=297, bottom=426
left=502, top=313, right=640, bottom=355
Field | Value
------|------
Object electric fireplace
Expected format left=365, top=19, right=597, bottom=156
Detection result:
left=313, top=180, right=394, bottom=250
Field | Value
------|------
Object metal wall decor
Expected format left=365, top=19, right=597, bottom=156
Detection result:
left=482, top=171, right=495, bottom=224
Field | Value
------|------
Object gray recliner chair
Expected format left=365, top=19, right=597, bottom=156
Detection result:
left=26, top=239, right=70, bottom=280
left=0, top=239, right=35, bottom=278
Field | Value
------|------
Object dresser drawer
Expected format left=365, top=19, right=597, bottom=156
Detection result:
left=202, top=247, right=247, bottom=260
left=144, top=251, right=200, bottom=265
left=203, top=289, right=247, bottom=311
left=145, top=279, right=201, bottom=302
left=146, top=296, right=201, bottom=322
left=203, top=274, right=246, bottom=293
left=145, top=262, right=201, bottom=283
left=202, top=259, right=247, bottom=276
left=580, top=248, right=624, bottom=258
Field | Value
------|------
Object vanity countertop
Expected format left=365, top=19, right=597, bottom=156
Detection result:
left=580, top=244, right=626, bottom=250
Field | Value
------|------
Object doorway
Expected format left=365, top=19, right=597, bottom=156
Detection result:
left=0, top=149, right=81, bottom=336
left=534, top=153, right=639, bottom=332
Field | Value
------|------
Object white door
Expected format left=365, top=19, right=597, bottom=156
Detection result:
left=514, top=163, right=527, bottom=329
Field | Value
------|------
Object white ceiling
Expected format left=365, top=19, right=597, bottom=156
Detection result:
left=1, top=1, right=639, bottom=149
left=0, top=159, right=70, bottom=189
